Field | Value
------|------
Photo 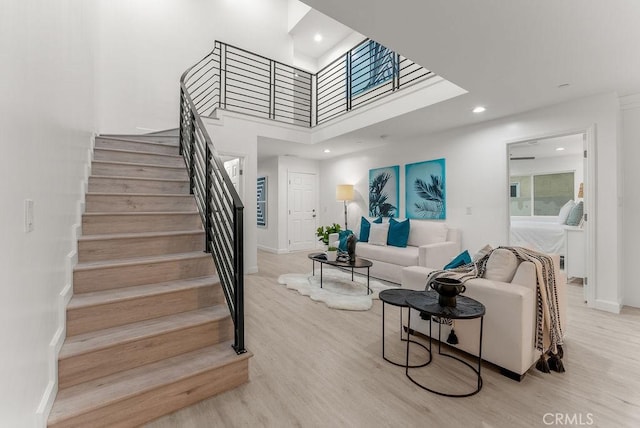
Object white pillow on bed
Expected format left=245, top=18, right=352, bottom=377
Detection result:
left=558, top=200, right=575, bottom=224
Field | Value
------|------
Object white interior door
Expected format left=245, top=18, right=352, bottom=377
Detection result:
left=224, top=158, right=240, bottom=192
left=288, top=172, right=317, bottom=251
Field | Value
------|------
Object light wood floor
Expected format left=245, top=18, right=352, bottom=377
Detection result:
left=146, top=250, right=640, bottom=428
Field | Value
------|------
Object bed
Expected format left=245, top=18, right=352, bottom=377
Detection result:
left=510, top=216, right=566, bottom=255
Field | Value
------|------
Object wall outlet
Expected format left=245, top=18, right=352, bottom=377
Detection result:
left=25, top=199, right=34, bottom=232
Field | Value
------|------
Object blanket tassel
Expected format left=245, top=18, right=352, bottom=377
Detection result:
left=556, top=344, right=564, bottom=359
left=446, top=329, right=459, bottom=345
left=547, top=352, right=565, bottom=373
left=536, top=354, right=550, bottom=373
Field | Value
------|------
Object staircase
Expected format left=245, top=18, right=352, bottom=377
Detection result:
left=48, top=134, right=251, bottom=427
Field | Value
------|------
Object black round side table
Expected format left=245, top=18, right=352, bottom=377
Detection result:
left=379, top=289, right=430, bottom=368
left=405, top=290, right=486, bottom=397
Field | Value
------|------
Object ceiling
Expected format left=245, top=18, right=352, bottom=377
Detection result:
left=260, top=0, right=640, bottom=160
left=289, top=8, right=356, bottom=60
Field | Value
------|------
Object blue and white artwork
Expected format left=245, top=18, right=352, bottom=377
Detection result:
left=405, top=158, right=446, bottom=220
left=369, top=165, right=399, bottom=218
left=257, top=176, right=267, bottom=227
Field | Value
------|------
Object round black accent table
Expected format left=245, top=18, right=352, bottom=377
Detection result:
left=379, top=289, right=430, bottom=368
left=405, top=290, right=486, bottom=397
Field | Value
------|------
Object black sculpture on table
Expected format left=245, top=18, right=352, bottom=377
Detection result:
left=347, top=234, right=357, bottom=261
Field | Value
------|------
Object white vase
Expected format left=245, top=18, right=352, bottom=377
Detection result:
left=326, top=250, right=337, bottom=261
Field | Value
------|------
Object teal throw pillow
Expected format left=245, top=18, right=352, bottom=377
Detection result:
left=565, top=201, right=584, bottom=226
left=359, top=217, right=382, bottom=242
left=444, top=250, right=472, bottom=269
left=387, top=218, right=410, bottom=247
left=338, top=229, right=353, bottom=251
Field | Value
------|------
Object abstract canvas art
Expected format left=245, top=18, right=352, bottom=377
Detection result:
left=257, top=176, right=267, bottom=227
left=405, top=158, right=446, bottom=219
left=369, top=165, right=399, bottom=217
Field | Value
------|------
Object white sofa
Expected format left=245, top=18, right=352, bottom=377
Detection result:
left=331, top=218, right=461, bottom=284
left=401, top=250, right=567, bottom=379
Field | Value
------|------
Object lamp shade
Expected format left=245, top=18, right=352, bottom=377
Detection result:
left=336, top=184, right=354, bottom=201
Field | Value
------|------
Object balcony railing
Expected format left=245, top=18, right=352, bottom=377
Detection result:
left=185, top=39, right=434, bottom=127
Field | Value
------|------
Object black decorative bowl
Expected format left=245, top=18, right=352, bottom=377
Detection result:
left=429, top=277, right=466, bottom=307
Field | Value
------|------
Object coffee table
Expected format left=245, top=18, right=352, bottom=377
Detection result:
left=308, top=252, right=373, bottom=295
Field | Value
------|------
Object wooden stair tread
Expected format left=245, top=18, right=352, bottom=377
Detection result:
left=94, top=147, right=182, bottom=159
left=78, top=229, right=204, bottom=242
left=96, top=135, right=179, bottom=146
left=83, top=210, right=199, bottom=217
left=91, top=160, right=185, bottom=170
left=89, top=175, right=189, bottom=183
left=74, top=251, right=210, bottom=271
left=60, top=307, right=229, bottom=359
left=68, top=276, right=219, bottom=310
left=86, top=192, right=193, bottom=198
left=49, top=342, right=250, bottom=424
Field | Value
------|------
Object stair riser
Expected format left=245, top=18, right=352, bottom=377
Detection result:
left=92, top=162, right=188, bottom=180
left=78, top=232, right=205, bottom=262
left=94, top=149, right=184, bottom=167
left=74, top=256, right=215, bottom=293
left=67, top=284, right=223, bottom=337
left=95, top=138, right=179, bottom=155
left=49, top=358, right=248, bottom=428
left=82, top=213, right=202, bottom=235
left=58, top=318, right=233, bottom=389
left=85, top=194, right=197, bottom=213
left=88, top=176, right=189, bottom=194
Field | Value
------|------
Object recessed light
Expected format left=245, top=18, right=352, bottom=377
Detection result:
left=314, top=33, right=323, bottom=42
left=323, top=148, right=331, bottom=153
left=472, top=106, right=486, bottom=113
left=556, top=147, right=565, bottom=151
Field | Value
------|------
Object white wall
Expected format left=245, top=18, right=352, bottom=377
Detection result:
left=319, top=92, right=623, bottom=311
left=0, top=0, right=97, bottom=425
left=205, top=110, right=320, bottom=271
left=621, top=94, right=640, bottom=308
left=257, top=157, right=280, bottom=252
left=96, top=0, right=293, bottom=134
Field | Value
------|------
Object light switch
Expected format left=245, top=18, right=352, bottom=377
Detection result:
left=466, top=206, right=472, bottom=215
left=25, top=199, right=34, bottom=232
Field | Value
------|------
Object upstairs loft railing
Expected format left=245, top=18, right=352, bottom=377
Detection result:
left=178, top=38, right=433, bottom=354
left=179, top=66, right=246, bottom=355
left=316, top=39, right=433, bottom=125
left=184, top=39, right=434, bottom=126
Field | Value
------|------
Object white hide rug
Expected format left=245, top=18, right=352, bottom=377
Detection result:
left=277, top=269, right=397, bottom=311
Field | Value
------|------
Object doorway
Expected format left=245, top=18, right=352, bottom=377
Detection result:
left=222, top=155, right=244, bottom=200
left=287, top=171, right=317, bottom=251
left=507, top=132, right=592, bottom=303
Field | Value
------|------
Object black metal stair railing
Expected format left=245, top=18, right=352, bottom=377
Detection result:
left=179, top=60, right=246, bottom=354
left=177, top=39, right=433, bottom=354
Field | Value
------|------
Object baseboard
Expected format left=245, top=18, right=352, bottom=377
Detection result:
left=594, top=299, right=622, bottom=314
left=257, top=245, right=288, bottom=255
left=246, top=265, right=259, bottom=274
left=36, top=135, right=93, bottom=426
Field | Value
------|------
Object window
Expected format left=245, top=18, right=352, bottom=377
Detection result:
left=510, top=172, right=574, bottom=216
left=350, top=41, right=397, bottom=96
